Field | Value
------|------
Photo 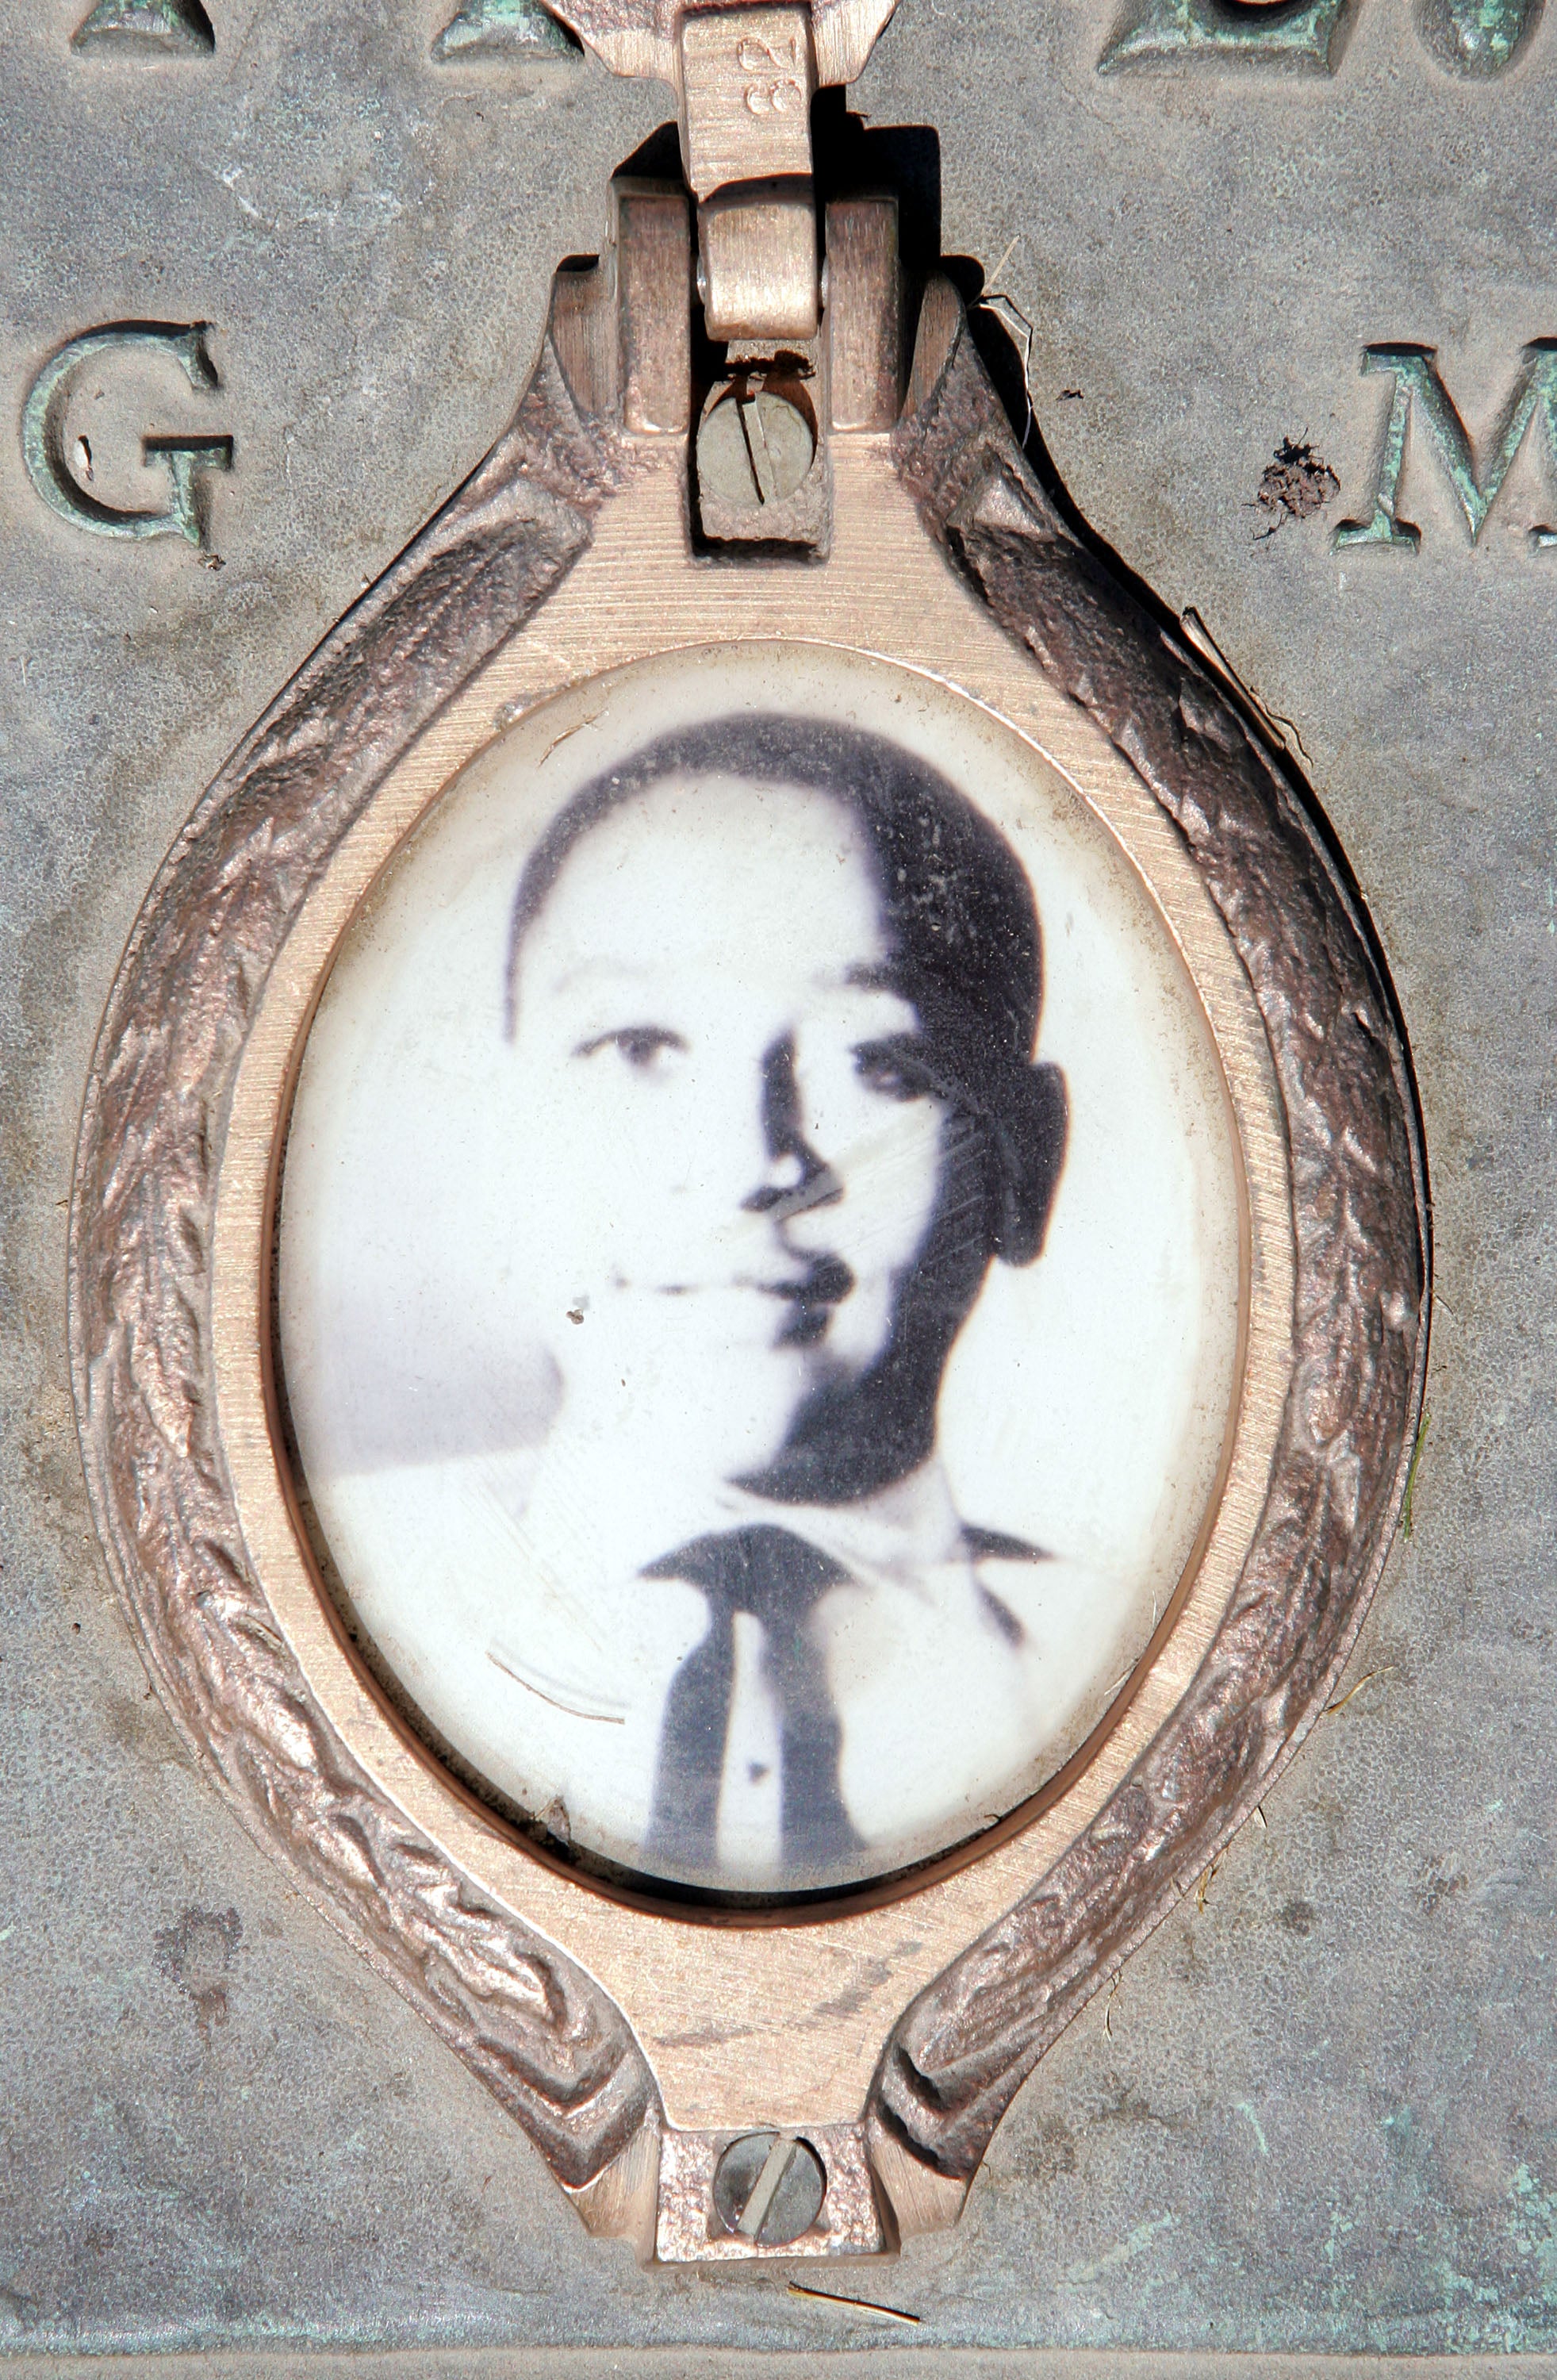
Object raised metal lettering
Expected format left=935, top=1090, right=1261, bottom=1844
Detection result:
left=431, top=0, right=578, bottom=58
left=21, top=324, right=233, bottom=550
left=1414, top=0, right=1542, bottom=74
left=1099, top=0, right=1540, bottom=71
left=1099, top=0, right=1356, bottom=74
left=71, top=0, right=213, bottom=53
left=1336, top=344, right=1557, bottom=552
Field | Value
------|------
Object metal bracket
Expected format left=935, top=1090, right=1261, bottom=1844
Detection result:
left=540, top=0, right=898, bottom=337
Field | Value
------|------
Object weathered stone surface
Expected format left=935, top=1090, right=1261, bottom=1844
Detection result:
left=2, top=0, right=1555, bottom=2359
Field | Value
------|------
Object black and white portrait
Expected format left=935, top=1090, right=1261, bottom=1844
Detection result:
left=279, top=648, right=1243, bottom=1897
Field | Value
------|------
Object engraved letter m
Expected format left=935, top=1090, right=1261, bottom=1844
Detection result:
left=1336, top=344, right=1557, bottom=550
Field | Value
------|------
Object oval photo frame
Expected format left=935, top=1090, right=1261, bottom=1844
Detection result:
left=69, top=217, right=1427, bottom=2263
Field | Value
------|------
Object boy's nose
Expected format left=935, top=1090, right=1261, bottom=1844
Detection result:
left=742, top=1034, right=842, bottom=1219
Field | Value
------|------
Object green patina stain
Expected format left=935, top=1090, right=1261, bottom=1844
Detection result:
left=431, top=0, right=578, bottom=60
left=1383, top=2102, right=1417, bottom=2157
left=1060, top=2212, right=1179, bottom=2290
left=1099, top=0, right=1538, bottom=73
left=1509, top=2166, right=1557, bottom=2302
left=71, top=0, right=213, bottom=51
left=1099, top=0, right=1355, bottom=73
left=1417, top=0, right=1543, bottom=75
left=1236, top=2100, right=1269, bottom=2157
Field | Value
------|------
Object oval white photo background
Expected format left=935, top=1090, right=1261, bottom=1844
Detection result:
left=278, top=644, right=1244, bottom=1897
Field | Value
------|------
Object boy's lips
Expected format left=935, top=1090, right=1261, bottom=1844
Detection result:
left=761, top=1254, right=854, bottom=1307
left=760, top=1254, right=855, bottom=1347
left=650, top=1257, right=855, bottom=1306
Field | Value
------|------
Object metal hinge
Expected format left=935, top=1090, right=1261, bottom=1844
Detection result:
left=540, top=0, right=899, bottom=338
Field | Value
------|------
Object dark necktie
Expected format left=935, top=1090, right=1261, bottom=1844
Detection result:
left=641, top=1524, right=861, bottom=1885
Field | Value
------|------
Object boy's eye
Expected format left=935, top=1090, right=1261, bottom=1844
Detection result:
left=853, top=1040, right=932, bottom=1102
left=575, top=1026, right=687, bottom=1073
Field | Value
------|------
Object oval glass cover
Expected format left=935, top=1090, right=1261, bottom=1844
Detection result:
left=277, top=644, right=1244, bottom=1900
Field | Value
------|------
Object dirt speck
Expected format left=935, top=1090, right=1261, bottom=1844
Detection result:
left=1009, top=2114, right=1078, bottom=2186
left=1256, top=436, right=1339, bottom=536
left=1417, top=1862, right=1466, bottom=1917
left=155, top=1906, right=242, bottom=2039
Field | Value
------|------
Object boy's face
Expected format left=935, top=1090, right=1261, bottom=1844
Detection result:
left=505, top=774, right=953, bottom=1471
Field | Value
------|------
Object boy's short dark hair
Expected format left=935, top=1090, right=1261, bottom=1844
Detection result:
left=507, top=712, right=1068, bottom=1268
